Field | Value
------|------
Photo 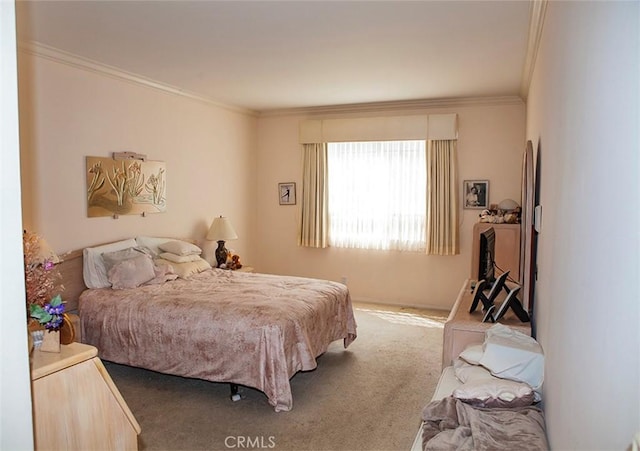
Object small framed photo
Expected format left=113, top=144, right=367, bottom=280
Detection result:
left=463, top=180, right=489, bottom=209
left=278, top=182, right=296, bottom=205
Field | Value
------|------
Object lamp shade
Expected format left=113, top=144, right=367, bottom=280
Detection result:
left=206, top=216, right=238, bottom=241
left=498, top=198, right=520, bottom=211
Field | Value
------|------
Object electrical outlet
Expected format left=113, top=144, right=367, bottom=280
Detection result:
left=340, top=276, right=348, bottom=285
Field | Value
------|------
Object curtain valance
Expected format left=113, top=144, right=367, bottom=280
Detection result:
left=299, top=113, right=457, bottom=143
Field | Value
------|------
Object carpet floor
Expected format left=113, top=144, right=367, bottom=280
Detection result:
left=104, top=302, right=448, bottom=451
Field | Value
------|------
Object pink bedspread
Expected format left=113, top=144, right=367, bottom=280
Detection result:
left=79, top=269, right=357, bottom=412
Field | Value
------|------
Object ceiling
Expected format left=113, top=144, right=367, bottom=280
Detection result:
left=15, top=1, right=533, bottom=113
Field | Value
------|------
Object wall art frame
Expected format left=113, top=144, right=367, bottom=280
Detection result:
left=86, top=156, right=166, bottom=217
left=278, top=182, right=296, bottom=205
left=463, top=180, right=489, bottom=209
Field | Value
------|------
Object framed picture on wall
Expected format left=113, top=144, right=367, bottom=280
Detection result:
left=278, top=182, right=296, bottom=205
left=463, top=180, right=489, bottom=209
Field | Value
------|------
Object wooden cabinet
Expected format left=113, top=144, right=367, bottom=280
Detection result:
left=442, top=279, right=531, bottom=369
left=470, top=223, right=521, bottom=282
left=31, top=342, right=140, bottom=450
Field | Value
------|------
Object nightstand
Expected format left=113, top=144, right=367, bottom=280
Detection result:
left=234, top=266, right=254, bottom=273
left=31, top=342, right=140, bottom=449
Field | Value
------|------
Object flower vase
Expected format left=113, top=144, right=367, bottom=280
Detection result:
left=40, top=329, right=61, bottom=353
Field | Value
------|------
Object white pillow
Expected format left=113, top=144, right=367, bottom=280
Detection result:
left=158, top=252, right=203, bottom=263
left=454, top=358, right=495, bottom=383
left=459, top=344, right=484, bottom=365
left=154, top=257, right=211, bottom=278
left=83, top=238, right=138, bottom=289
left=452, top=358, right=535, bottom=408
left=158, top=240, right=202, bottom=256
left=134, top=236, right=174, bottom=257
left=453, top=378, right=535, bottom=408
left=102, top=247, right=151, bottom=272
left=478, top=324, right=544, bottom=392
left=108, top=254, right=156, bottom=290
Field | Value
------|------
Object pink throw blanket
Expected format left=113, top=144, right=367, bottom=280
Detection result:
left=79, top=269, right=357, bottom=411
left=422, top=396, right=549, bottom=450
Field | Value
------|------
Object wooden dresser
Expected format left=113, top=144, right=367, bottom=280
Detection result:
left=31, top=342, right=140, bottom=450
left=470, top=223, right=521, bottom=281
left=442, top=279, right=531, bottom=369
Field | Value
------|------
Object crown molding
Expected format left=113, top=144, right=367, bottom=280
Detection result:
left=259, top=95, right=524, bottom=118
left=520, top=0, right=548, bottom=100
left=18, top=40, right=527, bottom=119
left=17, top=40, right=258, bottom=117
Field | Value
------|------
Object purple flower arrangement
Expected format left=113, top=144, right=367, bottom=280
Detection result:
left=30, top=294, right=65, bottom=331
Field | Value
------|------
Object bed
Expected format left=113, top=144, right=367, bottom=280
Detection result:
left=410, top=324, right=548, bottom=450
left=59, top=237, right=357, bottom=412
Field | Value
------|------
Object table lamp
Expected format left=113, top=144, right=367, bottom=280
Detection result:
left=206, top=216, right=238, bottom=267
left=498, top=198, right=520, bottom=212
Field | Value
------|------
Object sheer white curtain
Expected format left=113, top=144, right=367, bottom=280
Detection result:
left=327, top=140, right=426, bottom=251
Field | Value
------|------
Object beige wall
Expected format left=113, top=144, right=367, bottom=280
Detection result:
left=526, top=2, right=639, bottom=448
left=18, top=48, right=258, bottom=263
left=254, top=102, right=525, bottom=310
left=16, top=44, right=525, bottom=313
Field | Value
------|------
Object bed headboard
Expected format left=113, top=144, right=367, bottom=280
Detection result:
left=57, top=249, right=87, bottom=313
left=55, top=237, right=200, bottom=313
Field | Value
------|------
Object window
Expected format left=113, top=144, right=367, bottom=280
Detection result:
left=327, top=140, right=426, bottom=251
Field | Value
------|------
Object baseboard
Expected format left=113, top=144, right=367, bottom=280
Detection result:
left=351, top=296, right=449, bottom=313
